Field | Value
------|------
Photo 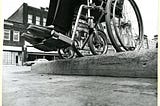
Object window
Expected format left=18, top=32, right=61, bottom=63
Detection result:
left=36, top=16, right=40, bottom=25
left=4, top=29, right=10, bottom=40
left=28, top=14, right=33, bottom=24
left=43, top=18, right=46, bottom=26
left=13, top=31, right=20, bottom=41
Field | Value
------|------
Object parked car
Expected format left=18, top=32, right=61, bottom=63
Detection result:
left=34, top=59, right=48, bottom=65
left=23, top=61, right=35, bottom=66
left=24, top=59, right=48, bottom=66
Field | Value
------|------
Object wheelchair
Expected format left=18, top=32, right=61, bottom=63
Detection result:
left=22, top=0, right=143, bottom=59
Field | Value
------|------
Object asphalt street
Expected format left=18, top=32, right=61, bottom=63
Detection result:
left=3, top=66, right=157, bottom=106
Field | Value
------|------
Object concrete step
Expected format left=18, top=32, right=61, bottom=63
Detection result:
left=31, top=48, right=157, bottom=78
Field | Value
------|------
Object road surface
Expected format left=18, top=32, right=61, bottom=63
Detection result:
left=3, top=66, right=157, bottom=106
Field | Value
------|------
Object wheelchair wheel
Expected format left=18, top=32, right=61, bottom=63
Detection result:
left=58, top=47, right=75, bottom=59
left=88, top=30, right=108, bottom=55
left=71, top=42, right=84, bottom=57
left=106, top=0, right=143, bottom=52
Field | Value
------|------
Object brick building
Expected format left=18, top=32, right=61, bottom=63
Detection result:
left=3, top=20, right=25, bottom=65
left=3, top=3, right=58, bottom=65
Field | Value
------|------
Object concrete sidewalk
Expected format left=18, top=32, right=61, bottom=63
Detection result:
left=3, top=66, right=157, bottom=106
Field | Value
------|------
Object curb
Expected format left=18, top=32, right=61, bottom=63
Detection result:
left=31, top=49, right=157, bottom=78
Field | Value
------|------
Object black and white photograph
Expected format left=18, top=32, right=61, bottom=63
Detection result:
left=2, top=0, right=158, bottom=106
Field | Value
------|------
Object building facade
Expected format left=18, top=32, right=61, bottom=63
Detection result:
left=3, top=20, right=26, bottom=65
left=8, top=3, right=48, bottom=26
left=3, top=3, right=58, bottom=65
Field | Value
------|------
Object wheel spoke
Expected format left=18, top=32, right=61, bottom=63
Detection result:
left=106, top=0, right=143, bottom=51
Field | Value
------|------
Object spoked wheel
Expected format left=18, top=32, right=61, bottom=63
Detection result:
left=88, top=30, right=108, bottom=55
left=58, top=47, right=75, bottom=59
left=106, top=0, right=143, bottom=52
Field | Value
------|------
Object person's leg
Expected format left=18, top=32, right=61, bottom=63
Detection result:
left=52, top=0, right=81, bottom=34
left=46, top=0, right=58, bottom=26
left=46, top=0, right=82, bottom=34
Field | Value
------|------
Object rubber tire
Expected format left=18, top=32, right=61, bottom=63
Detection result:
left=105, top=0, right=143, bottom=52
left=58, top=47, right=75, bottom=59
left=88, top=30, right=108, bottom=55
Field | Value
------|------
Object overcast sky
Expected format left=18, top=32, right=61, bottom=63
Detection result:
left=2, top=0, right=158, bottom=39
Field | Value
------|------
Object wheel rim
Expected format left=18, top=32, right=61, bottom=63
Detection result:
left=112, top=0, right=143, bottom=51
left=58, top=47, right=75, bottom=59
left=91, top=31, right=108, bottom=55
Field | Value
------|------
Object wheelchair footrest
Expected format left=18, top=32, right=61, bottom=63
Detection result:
left=43, top=38, right=71, bottom=49
left=51, top=30, right=73, bottom=45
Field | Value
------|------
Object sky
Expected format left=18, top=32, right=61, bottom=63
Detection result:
left=2, top=0, right=158, bottom=39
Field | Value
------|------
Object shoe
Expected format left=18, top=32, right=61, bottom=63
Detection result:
left=22, top=33, right=57, bottom=51
left=27, top=25, right=52, bottom=38
left=22, top=33, right=43, bottom=44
